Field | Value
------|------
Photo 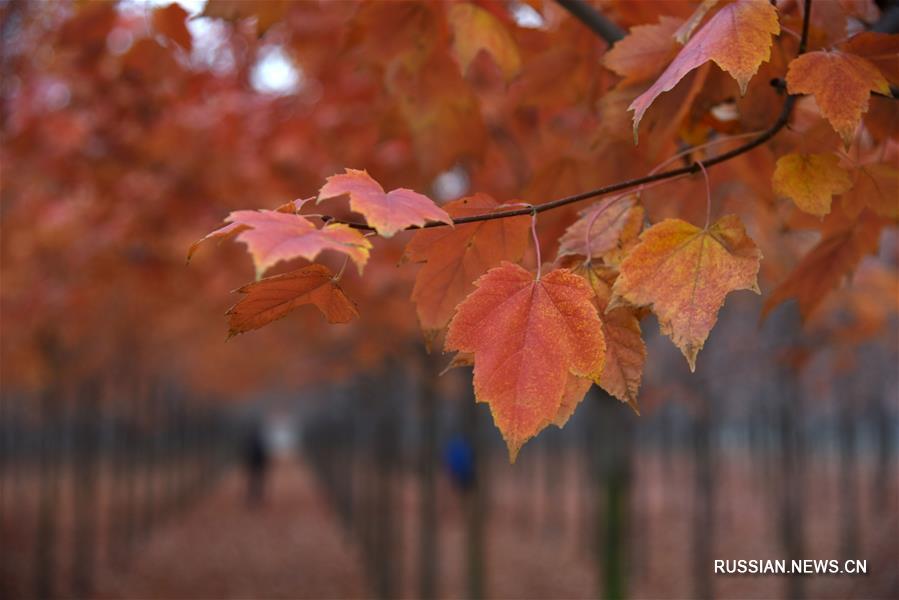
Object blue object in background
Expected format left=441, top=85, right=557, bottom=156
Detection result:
left=443, top=434, right=476, bottom=491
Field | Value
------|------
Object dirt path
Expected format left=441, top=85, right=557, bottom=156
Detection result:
left=94, top=459, right=368, bottom=599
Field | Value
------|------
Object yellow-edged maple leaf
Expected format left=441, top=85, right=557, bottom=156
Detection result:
left=318, top=169, right=452, bottom=238
left=404, top=193, right=530, bottom=339
left=445, top=262, right=605, bottom=461
left=575, top=264, right=645, bottom=412
left=772, top=153, right=852, bottom=217
left=629, top=0, right=779, bottom=140
left=227, top=264, right=358, bottom=337
left=603, top=16, right=682, bottom=84
left=611, top=216, right=761, bottom=371
left=841, top=163, right=899, bottom=219
left=447, top=3, right=521, bottom=81
left=762, top=214, right=885, bottom=319
left=786, top=51, right=891, bottom=145
left=191, top=210, right=371, bottom=278
left=557, top=195, right=644, bottom=260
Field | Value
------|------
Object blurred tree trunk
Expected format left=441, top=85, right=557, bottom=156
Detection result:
left=464, top=383, right=486, bottom=600
left=417, top=352, right=439, bottom=600
left=71, top=380, right=99, bottom=598
left=872, top=382, right=895, bottom=518
left=692, top=391, right=715, bottom=600
left=769, top=306, right=804, bottom=600
left=34, top=387, right=60, bottom=600
left=594, top=389, right=634, bottom=600
left=838, top=381, right=859, bottom=560
left=374, top=368, right=397, bottom=599
left=141, top=384, right=158, bottom=540
left=543, top=430, right=562, bottom=537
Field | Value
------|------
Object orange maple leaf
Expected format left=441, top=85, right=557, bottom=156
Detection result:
left=404, top=193, right=530, bottom=339
left=447, top=3, right=521, bottom=81
left=445, top=263, right=605, bottom=461
left=841, top=163, right=899, bottom=219
left=840, top=32, right=899, bottom=86
left=226, top=264, right=358, bottom=337
left=786, top=51, right=891, bottom=145
left=192, top=210, right=371, bottom=278
left=574, top=264, right=645, bottom=412
left=611, top=216, right=761, bottom=372
left=772, top=153, right=852, bottom=217
left=318, top=169, right=452, bottom=238
left=629, top=0, right=779, bottom=141
left=554, top=374, right=594, bottom=428
left=762, top=214, right=885, bottom=320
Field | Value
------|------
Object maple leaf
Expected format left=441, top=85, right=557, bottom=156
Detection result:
left=602, top=16, right=682, bottom=85
left=447, top=3, right=521, bottom=81
left=386, top=52, right=487, bottom=173
left=445, top=263, right=605, bottom=461
left=226, top=264, right=358, bottom=337
left=762, top=214, right=885, bottom=319
left=191, top=210, right=372, bottom=279
left=841, top=163, right=899, bottom=219
left=840, top=32, right=899, bottom=85
left=674, top=0, right=719, bottom=44
left=786, top=51, right=891, bottom=145
left=629, top=0, right=779, bottom=140
left=574, top=264, right=645, bottom=412
left=318, top=169, right=452, bottom=238
left=557, top=195, right=644, bottom=261
left=772, top=153, right=852, bottom=217
left=611, top=216, right=761, bottom=372
left=274, top=197, right=313, bottom=214
left=187, top=221, right=247, bottom=263
left=404, top=193, right=530, bottom=340
left=553, top=374, right=594, bottom=428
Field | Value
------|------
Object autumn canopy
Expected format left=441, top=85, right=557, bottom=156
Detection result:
left=4, top=0, right=897, bottom=461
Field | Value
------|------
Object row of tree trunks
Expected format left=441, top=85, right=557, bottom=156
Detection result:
left=0, top=381, right=235, bottom=599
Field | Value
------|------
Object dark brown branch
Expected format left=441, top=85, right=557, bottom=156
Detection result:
left=325, top=0, right=814, bottom=234
left=555, top=0, right=625, bottom=44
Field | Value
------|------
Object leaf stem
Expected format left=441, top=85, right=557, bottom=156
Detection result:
left=529, top=206, right=541, bottom=280
left=696, top=159, right=712, bottom=229
left=583, top=195, right=627, bottom=262
left=333, top=255, right=350, bottom=282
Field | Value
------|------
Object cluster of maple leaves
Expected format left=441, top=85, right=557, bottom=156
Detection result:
left=1, top=0, right=894, bottom=459
left=186, top=0, right=898, bottom=460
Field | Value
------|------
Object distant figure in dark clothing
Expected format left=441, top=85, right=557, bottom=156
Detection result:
left=443, top=434, right=476, bottom=492
left=244, top=427, right=270, bottom=507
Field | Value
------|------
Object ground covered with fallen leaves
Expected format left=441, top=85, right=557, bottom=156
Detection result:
left=93, top=461, right=368, bottom=599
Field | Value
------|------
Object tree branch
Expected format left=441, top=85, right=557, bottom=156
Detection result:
left=325, top=0, right=814, bottom=233
left=555, top=0, right=624, bottom=44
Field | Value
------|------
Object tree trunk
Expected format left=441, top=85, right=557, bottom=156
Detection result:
left=417, top=353, right=439, bottom=600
